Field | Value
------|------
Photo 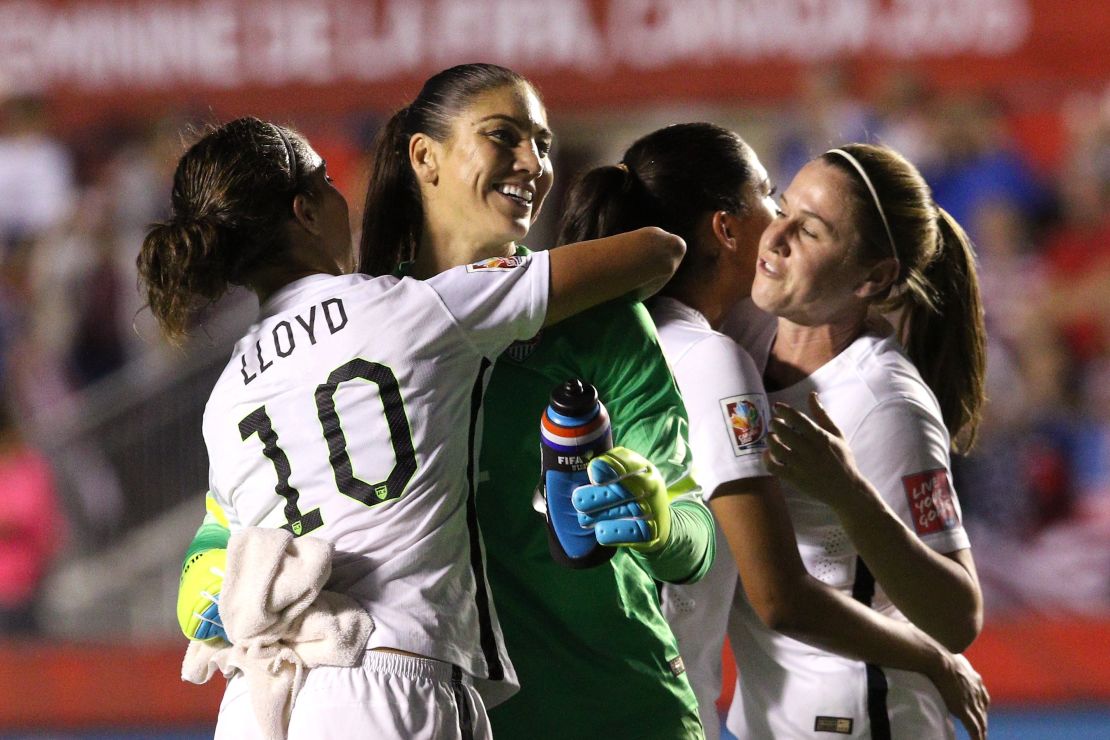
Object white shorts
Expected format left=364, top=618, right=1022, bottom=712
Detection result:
left=215, top=651, right=491, bottom=740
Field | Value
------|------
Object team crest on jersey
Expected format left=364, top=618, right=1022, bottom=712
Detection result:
left=504, top=331, right=543, bottom=362
left=903, top=469, right=959, bottom=535
left=719, top=394, right=769, bottom=455
left=465, top=255, right=528, bottom=272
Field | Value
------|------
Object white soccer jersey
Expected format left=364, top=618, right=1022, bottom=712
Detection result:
left=650, top=297, right=771, bottom=740
left=203, top=252, right=550, bottom=705
left=722, top=329, right=970, bottom=739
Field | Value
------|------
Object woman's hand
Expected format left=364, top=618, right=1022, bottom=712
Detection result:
left=931, top=651, right=990, bottom=740
left=764, top=392, right=866, bottom=510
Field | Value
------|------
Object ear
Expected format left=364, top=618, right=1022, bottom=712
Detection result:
left=854, top=257, right=899, bottom=300
left=291, top=192, right=321, bottom=236
left=710, top=210, right=739, bottom=253
left=410, top=132, right=439, bottom=185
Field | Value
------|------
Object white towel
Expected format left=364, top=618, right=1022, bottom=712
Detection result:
left=181, top=527, right=374, bottom=740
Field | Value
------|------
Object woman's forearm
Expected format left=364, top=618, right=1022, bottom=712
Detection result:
left=832, top=482, right=982, bottom=652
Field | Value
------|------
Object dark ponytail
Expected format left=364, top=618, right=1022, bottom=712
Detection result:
left=359, top=63, right=535, bottom=276
left=557, top=164, right=654, bottom=245
left=361, top=108, right=422, bottom=276
left=137, top=117, right=311, bottom=345
left=822, top=144, right=986, bottom=451
left=557, top=122, right=755, bottom=296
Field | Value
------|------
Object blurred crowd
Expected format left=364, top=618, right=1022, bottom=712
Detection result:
left=0, top=68, right=1108, bottom=631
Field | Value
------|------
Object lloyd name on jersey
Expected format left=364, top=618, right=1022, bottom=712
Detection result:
left=240, top=298, right=349, bottom=385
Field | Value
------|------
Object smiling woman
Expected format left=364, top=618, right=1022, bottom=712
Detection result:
left=360, top=63, right=553, bottom=278
left=149, top=112, right=685, bottom=740
left=354, top=64, right=714, bottom=739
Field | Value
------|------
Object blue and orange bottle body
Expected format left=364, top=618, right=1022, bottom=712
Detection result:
left=539, top=379, right=615, bottom=568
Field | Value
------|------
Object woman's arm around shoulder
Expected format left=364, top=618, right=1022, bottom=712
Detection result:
left=546, top=227, right=685, bottom=326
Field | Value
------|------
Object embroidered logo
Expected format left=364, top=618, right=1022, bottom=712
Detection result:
left=903, top=469, right=959, bottom=536
left=667, top=655, right=686, bottom=678
left=465, top=255, right=528, bottom=272
left=814, top=716, right=853, bottom=734
left=505, top=331, right=543, bottom=362
left=719, top=394, right=769, bottom=455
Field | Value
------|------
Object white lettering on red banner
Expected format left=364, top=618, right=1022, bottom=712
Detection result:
left=902, top=468, right=959, bottom=536
left=0, top=0, right=1032, bottom=95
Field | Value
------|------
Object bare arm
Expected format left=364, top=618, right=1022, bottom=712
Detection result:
left=544, top=227, right=684, bottom=326
left=765, top=394, right=984, bottom=652
left=710, top=479, right=989, bottom=740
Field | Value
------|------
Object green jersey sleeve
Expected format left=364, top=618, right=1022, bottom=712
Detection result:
left=557, top=298, right=712, bottom=584
left=182, top=492, right=230, bottom=570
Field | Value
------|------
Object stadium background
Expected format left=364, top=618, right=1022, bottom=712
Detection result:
left=0, top=0, right=1107, bottom=737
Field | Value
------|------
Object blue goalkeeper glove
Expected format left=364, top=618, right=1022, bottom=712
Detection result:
left=572, top=447, right=671, bottom=552
left=176, top=548, right=227, bottom=642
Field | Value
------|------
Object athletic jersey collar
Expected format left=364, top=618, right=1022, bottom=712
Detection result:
left=651, top=296, right=712, bottom=331
left=258, top=272, right=361, bottom=321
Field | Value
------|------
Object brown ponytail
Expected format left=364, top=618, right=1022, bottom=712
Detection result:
left=823, top=144, right=987, bottom=451
left=899, top=207, right=986, bottom=451
left=136, top=117, right=310, bottom=345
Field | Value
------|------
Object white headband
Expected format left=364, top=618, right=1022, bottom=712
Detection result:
left=826, top=148, right=898, bottom=261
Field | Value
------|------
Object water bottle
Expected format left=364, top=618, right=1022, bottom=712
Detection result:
left=539, top=379, right=616, bottom=568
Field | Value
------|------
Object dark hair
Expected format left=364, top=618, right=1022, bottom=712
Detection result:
left=137, top=117, right=314, bottom=344
left=557, top=122, right=755, bottom=293
left=821, top=144, right=986, bottom=451
left=360, top=63, right=536, bottom=276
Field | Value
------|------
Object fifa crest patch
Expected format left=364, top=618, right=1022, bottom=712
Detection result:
left=719, top=393, right=769, bottom=455
left=505, top=331, right=543, bottom=362
left=903, top=469, right=959, bottom=535
left=465, top=255, right=528, bottom=272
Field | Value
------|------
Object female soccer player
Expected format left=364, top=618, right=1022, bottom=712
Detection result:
left=141, top=116, right=684, bottom=739
left=558, top=125, right=988, bottom=740
left=358, top=62, right=715, bottom=740
left=727, top=143, right=988, bottom=739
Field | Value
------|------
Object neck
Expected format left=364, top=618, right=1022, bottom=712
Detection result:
left=667, top=283, right=732, bottom=329
left=414, top=220, right=514, bottom=279
left=765, top=316, right=866, bottom=390
left=249, top=247, right=341, bottom=305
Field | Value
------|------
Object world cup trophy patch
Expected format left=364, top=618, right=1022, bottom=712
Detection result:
left=719, top=393, right=770, bottom=456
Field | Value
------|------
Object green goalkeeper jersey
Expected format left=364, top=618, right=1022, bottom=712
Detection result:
left=480, top=248, right=709, bottom=739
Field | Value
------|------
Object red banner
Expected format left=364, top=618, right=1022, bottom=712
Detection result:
left=2, top=0, right=1106, bottom=125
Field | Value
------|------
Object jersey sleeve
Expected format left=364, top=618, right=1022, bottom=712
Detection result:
left=671, top=334, right=771, bottom=500
left=849, top=398, right=970, bottom=554
left=181, top=492, right=230, bottom=571
left=426, top=250, right=551, bottom=358
left=583, top=301, right=694, bottom=489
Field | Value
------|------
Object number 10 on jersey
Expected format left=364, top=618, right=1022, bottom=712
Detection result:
left=237, top=358, right=418, bottom=536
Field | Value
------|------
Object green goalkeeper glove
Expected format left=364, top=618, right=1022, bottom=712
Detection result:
left=177, top=548, right=227, bottom=642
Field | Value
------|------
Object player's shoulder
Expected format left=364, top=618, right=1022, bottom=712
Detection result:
left=550, top=295, right=658, bottom=355
left=847, top=332, right=937, bottom=408
left=652, top=298, right=755, bottom=371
